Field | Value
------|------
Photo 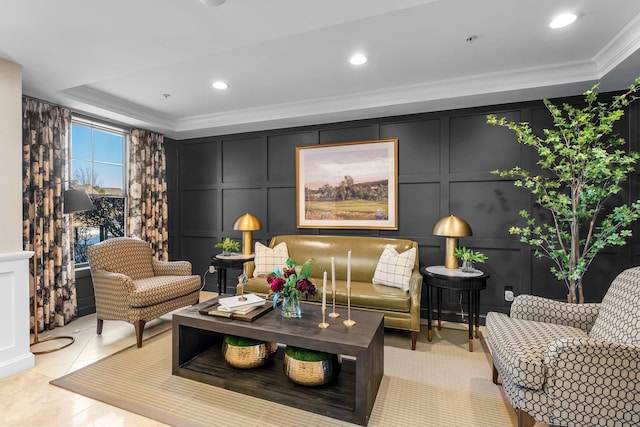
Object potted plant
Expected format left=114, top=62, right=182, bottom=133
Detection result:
left=487, top=77, right=640, bottom=303
left=453, top=246, right=488, bottom=272
left=214, top=237, right=240, bottom=255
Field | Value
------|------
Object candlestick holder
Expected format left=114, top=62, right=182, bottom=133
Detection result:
left=329, top=289, right=340, bottom=318
left=319, top=306, right=329, bottom=328
left=343, top=287, right=356, bottom=327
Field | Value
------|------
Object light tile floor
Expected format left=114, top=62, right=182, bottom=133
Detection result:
left=0, top=292, right=219, bottom=427
left=1, top=311, right=173, bottom=427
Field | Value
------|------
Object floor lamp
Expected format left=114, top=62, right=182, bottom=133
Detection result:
left=30, top=187, right=94, bottom=355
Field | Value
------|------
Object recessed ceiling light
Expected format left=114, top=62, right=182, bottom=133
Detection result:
left=200, top=0, right=226, bottom=7
left=549, top=13, right=577, bottom=29
left=349, top=54, right=367, bottom=66
left=212, top=81, right=228, bottom=90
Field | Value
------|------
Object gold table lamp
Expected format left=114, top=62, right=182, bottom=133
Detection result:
left=432, top=215, right=472, bottom=269
left=233, top=213, right=262, bottom=256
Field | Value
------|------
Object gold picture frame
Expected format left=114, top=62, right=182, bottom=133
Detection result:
left=296, top=138, right=398, bottom=229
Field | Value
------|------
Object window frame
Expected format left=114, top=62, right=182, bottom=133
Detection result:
left=70, top=116, right=128, bottom=266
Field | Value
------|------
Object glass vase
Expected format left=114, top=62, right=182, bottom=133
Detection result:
left=281, top=293, right=302, bottom=318
left=461, top=260, right=474, bottom=273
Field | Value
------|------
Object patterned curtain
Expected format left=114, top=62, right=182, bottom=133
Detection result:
left=128, top=129, right=169, bottom=261
left=22, top=97, right=76, bottom=332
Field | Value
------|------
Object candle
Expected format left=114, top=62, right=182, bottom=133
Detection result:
left=322, top=271, right=327, bottom=308
left=347, top=250, right=351, bottom=290
left=331, top=257, right=336, bottom=292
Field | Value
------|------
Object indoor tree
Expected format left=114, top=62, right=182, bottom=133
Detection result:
left=488, top=77, right=640, bottom=303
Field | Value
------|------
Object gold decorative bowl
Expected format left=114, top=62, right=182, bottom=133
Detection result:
left=283, top=351, right=341, bottom=386
left=222, top=340, right=278, bottom=369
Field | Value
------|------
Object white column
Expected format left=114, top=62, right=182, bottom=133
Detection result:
left=0, top=252, right=35, bottom=379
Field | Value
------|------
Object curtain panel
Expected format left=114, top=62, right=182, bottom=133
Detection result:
left=22, top=97, right=77, bottom=332
left=128, top=129, right=169, bottom=261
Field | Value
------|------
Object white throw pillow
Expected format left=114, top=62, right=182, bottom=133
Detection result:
left=253, top=242, right=289, bottom=277
left=372, top=245, right=416, bottom=291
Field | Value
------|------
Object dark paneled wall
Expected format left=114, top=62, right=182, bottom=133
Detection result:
left=164, top=96, right=639, bottom=323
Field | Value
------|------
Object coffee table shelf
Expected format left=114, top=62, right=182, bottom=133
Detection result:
left=172, top=299, right=384, bottom=425
left=181, top=340, right=356, bottom=412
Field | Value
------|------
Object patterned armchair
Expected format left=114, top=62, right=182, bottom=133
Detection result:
left=486, top=267, right=640, bottom=427
left=87, top=237, right=201, bottom=347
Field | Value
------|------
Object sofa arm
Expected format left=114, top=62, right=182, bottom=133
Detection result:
left=408, top=269, right=423, bottom=331
left=152, top=259, right=193, bottom=276
left=544, top=338, right=640, bottom=424
left=511, top=295, right=600, bottom=332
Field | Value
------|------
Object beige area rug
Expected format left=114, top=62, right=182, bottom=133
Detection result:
left=51, top=327, right=516, bottom=426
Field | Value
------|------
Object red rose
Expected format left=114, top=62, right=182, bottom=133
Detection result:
left=269, top=277, right=285, bottom=293
left=296, top=278, right=316, bottom=297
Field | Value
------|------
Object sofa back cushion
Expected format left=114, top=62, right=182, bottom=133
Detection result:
left=87, top=237, right=155, bottom=281
left=590, top=267, right=640, bottom=344
left=269, top=235, right=418, bottom=282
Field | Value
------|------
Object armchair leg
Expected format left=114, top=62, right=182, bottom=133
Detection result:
left=410, top=331, right=417, bottom=350
left=134, top=320, right=146, bottom=348
left=492, top=363, right=500, bottom=385
left=517, top=409, right=536, bottom=427
left=97, top=318, right=104, bottom=335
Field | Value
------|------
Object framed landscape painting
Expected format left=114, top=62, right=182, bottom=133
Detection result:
left=296, top=138, right=398, bottom=229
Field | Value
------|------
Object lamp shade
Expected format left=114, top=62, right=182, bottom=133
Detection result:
left=63, top=189, right=94, bottom=214
left=432, top=215, right=472, bottom=237
left=233, top=213, right=262, bottom=231
left=233, top=213, right=262, bottom=256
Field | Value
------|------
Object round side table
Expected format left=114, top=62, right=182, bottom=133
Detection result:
left=211, top=253, right=254, bottom=295
left=421, top=265, right=489, bottom=352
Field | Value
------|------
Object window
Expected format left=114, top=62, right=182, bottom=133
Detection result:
left=70, top=119, right=126, bottom=264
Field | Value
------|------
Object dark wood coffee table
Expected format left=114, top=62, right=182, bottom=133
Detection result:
left=172, top=298, right=384, bottom=426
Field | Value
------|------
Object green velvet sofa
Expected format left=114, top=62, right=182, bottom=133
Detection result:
left=240, top=235, right=422, bottom=350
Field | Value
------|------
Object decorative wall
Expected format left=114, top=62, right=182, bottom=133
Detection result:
left=163, top=95, right=638, bottom=322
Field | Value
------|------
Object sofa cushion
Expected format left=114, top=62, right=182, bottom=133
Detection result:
left=590, top=267, right=640, bottom=344
left=486, top=311, right=589, bottom=390
left=130, top=275, right=202, bottom=308
left=372, top=245, right=416, bottom=291
left=253, top=241, right=289, bottom=277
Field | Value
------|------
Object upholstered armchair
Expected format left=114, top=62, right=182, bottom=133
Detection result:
left=87, top=237, right=201, bottom=347
left=486, top=267, right=640, bottom=427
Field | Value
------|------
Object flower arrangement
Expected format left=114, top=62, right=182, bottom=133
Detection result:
left=266, top=258, right=318, bottom=317
left=267, top=258, right=317, bottom=299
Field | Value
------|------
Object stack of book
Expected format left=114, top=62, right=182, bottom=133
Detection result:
left=217, top=293, right=266, bottom=314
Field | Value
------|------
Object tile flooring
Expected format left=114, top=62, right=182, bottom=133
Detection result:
left=0, top=292, right=220, bottom=426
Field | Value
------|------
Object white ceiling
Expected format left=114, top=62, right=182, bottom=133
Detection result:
left=3, top=0, right=640, bottom=140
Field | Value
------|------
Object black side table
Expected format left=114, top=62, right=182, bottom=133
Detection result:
left=421, top=265, right=489, bottom=352
left=210, top=254, right=254, bottom=295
